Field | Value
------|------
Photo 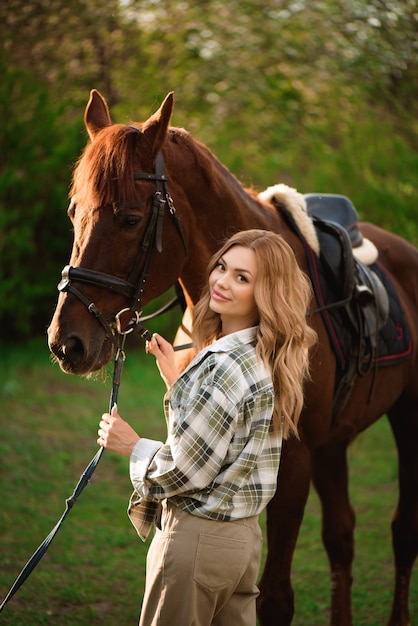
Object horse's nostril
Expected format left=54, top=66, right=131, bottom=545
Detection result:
left=63, top=335, right=85, bottom=362
left=49, top=334, right=86, bottom=372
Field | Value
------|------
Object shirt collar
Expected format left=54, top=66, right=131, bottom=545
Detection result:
left=190, top=326, right=258, bottom=366
left=211, top=326, right=258, bottom=351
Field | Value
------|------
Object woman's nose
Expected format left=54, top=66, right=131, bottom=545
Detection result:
left=216, top=273, right=229, bottom=289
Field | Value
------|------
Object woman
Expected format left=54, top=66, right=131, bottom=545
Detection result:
left=98, top=229, right=317, bottom=626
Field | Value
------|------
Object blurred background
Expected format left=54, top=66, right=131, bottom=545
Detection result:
left=1, top=0, right=417, bottom=343
left=1, top=3, right=417, bottom=623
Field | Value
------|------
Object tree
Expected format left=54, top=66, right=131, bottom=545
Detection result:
left=0, top=0, right=417, bottom=340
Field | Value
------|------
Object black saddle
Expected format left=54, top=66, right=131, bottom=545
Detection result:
left=273, top=191, right=409, bottom=422
left=303, top=193, right=390, bottom=418
left=305, top=193, right=363, bottom=247
left=304, top=194, right=388, bottom=324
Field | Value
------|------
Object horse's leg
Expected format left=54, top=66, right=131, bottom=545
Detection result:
left=387, top=395, right=418, bottom=626
left=311, top=441, right=355, bottom=626
left=257, top=438, right=312, bottom=626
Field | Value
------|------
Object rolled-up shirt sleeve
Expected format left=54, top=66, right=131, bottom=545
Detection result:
left=130, top=438, right=164, bottom=499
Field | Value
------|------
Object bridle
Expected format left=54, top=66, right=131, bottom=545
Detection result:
left=57, top=149, right=188, bottom=347
left=0, top=149, right=191, bottom=614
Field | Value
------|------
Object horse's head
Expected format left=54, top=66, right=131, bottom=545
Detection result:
left=48, top=90, right=188, bottom=375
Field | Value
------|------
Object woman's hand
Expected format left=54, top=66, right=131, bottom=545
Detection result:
left=146, top=333, right=179, bottom=388
left=98, top=405, right=140, bottom=456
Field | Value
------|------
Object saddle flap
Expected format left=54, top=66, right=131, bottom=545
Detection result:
left=313, top=217, right=355, bottom=302
left=355, top=259, right=390, bottom=332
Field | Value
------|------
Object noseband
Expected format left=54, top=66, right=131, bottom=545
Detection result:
left=57, top=150, right=188, bottom=345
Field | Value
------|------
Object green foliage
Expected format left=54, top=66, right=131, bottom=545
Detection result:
left=0, top=62, right=85, bottom=339
left=0, top=0, right=417, bottom=341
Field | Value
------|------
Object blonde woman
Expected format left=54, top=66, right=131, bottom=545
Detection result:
left=98, top=229, right=317, bottom=626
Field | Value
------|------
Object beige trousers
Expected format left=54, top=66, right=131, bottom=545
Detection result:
left=139, top=500, right=263, bottom=626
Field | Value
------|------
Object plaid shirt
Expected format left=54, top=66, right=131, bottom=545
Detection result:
left=128, top=327, right=282, bottom=541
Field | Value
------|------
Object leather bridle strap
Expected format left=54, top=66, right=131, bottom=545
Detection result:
left=59, top=266, right=135, bottom=299
left=58, top=267, right=132, bottom=347
left=134, top=151, right=188, bottom=257
left=58, top=150, right=188, bottom=336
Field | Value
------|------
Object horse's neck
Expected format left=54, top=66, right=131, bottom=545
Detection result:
left=170, top=150, right=282, bottom=301
left=169, top=134, right=275, bottom=225
left=177, top=188, right=253, bottom=300
left=166, top=136, right=288, bottom=301
left=189, top=163, right=265, bottom=228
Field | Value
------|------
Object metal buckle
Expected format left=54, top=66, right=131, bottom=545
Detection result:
left=115, top=308, right=140, bottom=335
left=57, top=265, right=71, bottom=292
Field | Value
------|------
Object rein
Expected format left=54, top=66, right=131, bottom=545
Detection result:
left=0, top=150, right=191, bottom=614
left=0, top=332, right=136, bottom=614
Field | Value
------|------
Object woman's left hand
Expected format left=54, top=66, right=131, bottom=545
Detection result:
left=98, top=405, right=140, bottom=456
left=146, top=333, right=179, bottom=388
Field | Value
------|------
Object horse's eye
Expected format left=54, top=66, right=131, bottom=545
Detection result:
left=123, top=214, right=142, bottom=229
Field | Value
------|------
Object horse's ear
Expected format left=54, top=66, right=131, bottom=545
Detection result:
left=84, top=89, right=112, bottom=139
left=142, top=92, right=174, bottom=154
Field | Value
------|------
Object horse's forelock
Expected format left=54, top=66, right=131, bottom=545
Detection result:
left=70, top=124, right=141, bottom=209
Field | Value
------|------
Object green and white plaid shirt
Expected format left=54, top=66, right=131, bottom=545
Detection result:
left=128, top=326, right=282, bottom=541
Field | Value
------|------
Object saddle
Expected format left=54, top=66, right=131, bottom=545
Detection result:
left=304, top=193, right=390, bottom=418
left=264, top=186, right=410, bottom=421
left=305, top=194, right=389, bottom=320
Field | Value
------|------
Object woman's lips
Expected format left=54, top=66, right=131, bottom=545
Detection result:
left=211, top=289, right=230, bottom=302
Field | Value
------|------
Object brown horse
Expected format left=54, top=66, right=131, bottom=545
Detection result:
left=47, top=90, right=418, bottom=625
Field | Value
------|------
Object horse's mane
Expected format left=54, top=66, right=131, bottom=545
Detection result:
left=168, top=127, right=248, bottom=198
left=70, top=120, right=255, bottom=211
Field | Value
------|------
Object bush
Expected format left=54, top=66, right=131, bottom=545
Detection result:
left=0, top=65, right=85, bottom=341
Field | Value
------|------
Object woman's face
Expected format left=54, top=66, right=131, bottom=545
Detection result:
left=209, top=245, right=259, bottom=334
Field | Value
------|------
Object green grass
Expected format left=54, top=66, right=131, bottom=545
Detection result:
left=289, top=422, right=405, bottom=626
left=0, top=339, right=416, bottom=625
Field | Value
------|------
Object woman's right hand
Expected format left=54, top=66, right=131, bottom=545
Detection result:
left=146, top=333, right=179, bottom=388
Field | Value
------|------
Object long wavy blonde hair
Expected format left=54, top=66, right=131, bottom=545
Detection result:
left=192, top=229, right=317, bottom=439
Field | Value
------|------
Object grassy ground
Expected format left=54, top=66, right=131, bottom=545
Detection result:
left=0, top=339, right=416, bottom=625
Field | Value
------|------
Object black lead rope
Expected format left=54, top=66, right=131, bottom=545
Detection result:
left=0, top=336, right=133, bottom=614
